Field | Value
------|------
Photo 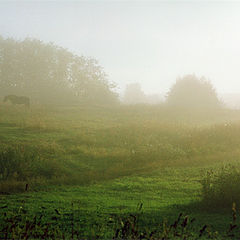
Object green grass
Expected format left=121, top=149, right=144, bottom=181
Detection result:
left=1, top=103, right=240, bottom=238
left=0, top=168, right=235, bottom=238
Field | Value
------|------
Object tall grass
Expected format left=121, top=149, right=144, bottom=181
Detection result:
left=0, top=146, right=65, bottom=192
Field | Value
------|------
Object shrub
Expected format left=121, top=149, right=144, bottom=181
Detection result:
left=0, top=146, right=63, bottom=182
left=201, top=164, right=240, bottom=209
left=0, top=147, right=32, bottom=181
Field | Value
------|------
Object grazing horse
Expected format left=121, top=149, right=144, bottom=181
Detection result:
left=3, top=95, right=30, bottom=107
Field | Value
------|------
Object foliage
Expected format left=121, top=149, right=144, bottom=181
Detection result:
left=0, top=205, right=63, bottom=239
left=167, top=74, right=221, bottom=109
left=2, top=201, right=240, bottom=239
left=0, top=146, right=63, bottom=183
left=0, top=36, right=118, bottom=104
left=201, top=164, right=240, bottom=209
left=123, top=83, right=146, bottom=104
left=0, top=147, right=32, bottom=181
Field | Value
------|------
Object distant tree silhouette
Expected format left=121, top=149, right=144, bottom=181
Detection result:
left=0, top=36, right=118, bottom=105
left=123, top=83, right=146, bottom=104
left=166, top=75, right=221, bottom=109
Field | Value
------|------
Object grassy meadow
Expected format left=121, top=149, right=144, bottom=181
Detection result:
left=1, top=103, right=240, bottom=238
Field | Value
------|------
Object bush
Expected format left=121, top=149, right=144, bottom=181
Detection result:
left=201, top=164, right=240, bottom=209
left=0, top=147, right=31, bottom=181
left=0, top=146, right=62, bottom=182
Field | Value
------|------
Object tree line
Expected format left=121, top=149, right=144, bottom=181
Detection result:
left=124, top=75, right=222, bottom=109
left=0, top=36, right=118, bottom=105
left=0, top=35, right=222, bottom=109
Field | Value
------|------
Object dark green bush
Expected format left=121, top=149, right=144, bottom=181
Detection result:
left=201, top=164, right=240, bottom=209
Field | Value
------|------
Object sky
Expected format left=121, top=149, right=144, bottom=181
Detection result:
left=1, top=1, right=240, bottom=95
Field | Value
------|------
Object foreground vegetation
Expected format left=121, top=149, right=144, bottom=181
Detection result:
left=1, top=103, right=240, bottom=238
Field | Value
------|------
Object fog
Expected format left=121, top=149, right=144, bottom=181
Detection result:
left=3, top=2, right=240, bottom=238
left=1, top=1, right=240, bottom=97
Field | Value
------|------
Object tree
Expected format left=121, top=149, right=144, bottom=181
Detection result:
left=166, top=74, right=221, bottom=109
left=123, top=83, right=146, bottom=104
left=0, top=36, right=118, bottom=105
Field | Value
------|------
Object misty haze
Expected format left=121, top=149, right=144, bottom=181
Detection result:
left=1, top=1, right=240, bottom=239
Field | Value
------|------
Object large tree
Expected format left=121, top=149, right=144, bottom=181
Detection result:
left=123, top=83, right=146, bottom=104
left=166, top=74, right=221, bottom=109
left=0, top=36, right=118, bottom=104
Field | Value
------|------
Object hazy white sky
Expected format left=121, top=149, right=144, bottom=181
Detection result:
left=1, top=1, right=240, bottom=95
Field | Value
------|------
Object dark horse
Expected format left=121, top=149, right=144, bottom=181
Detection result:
left=3, top=95, right=30, bottom=107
